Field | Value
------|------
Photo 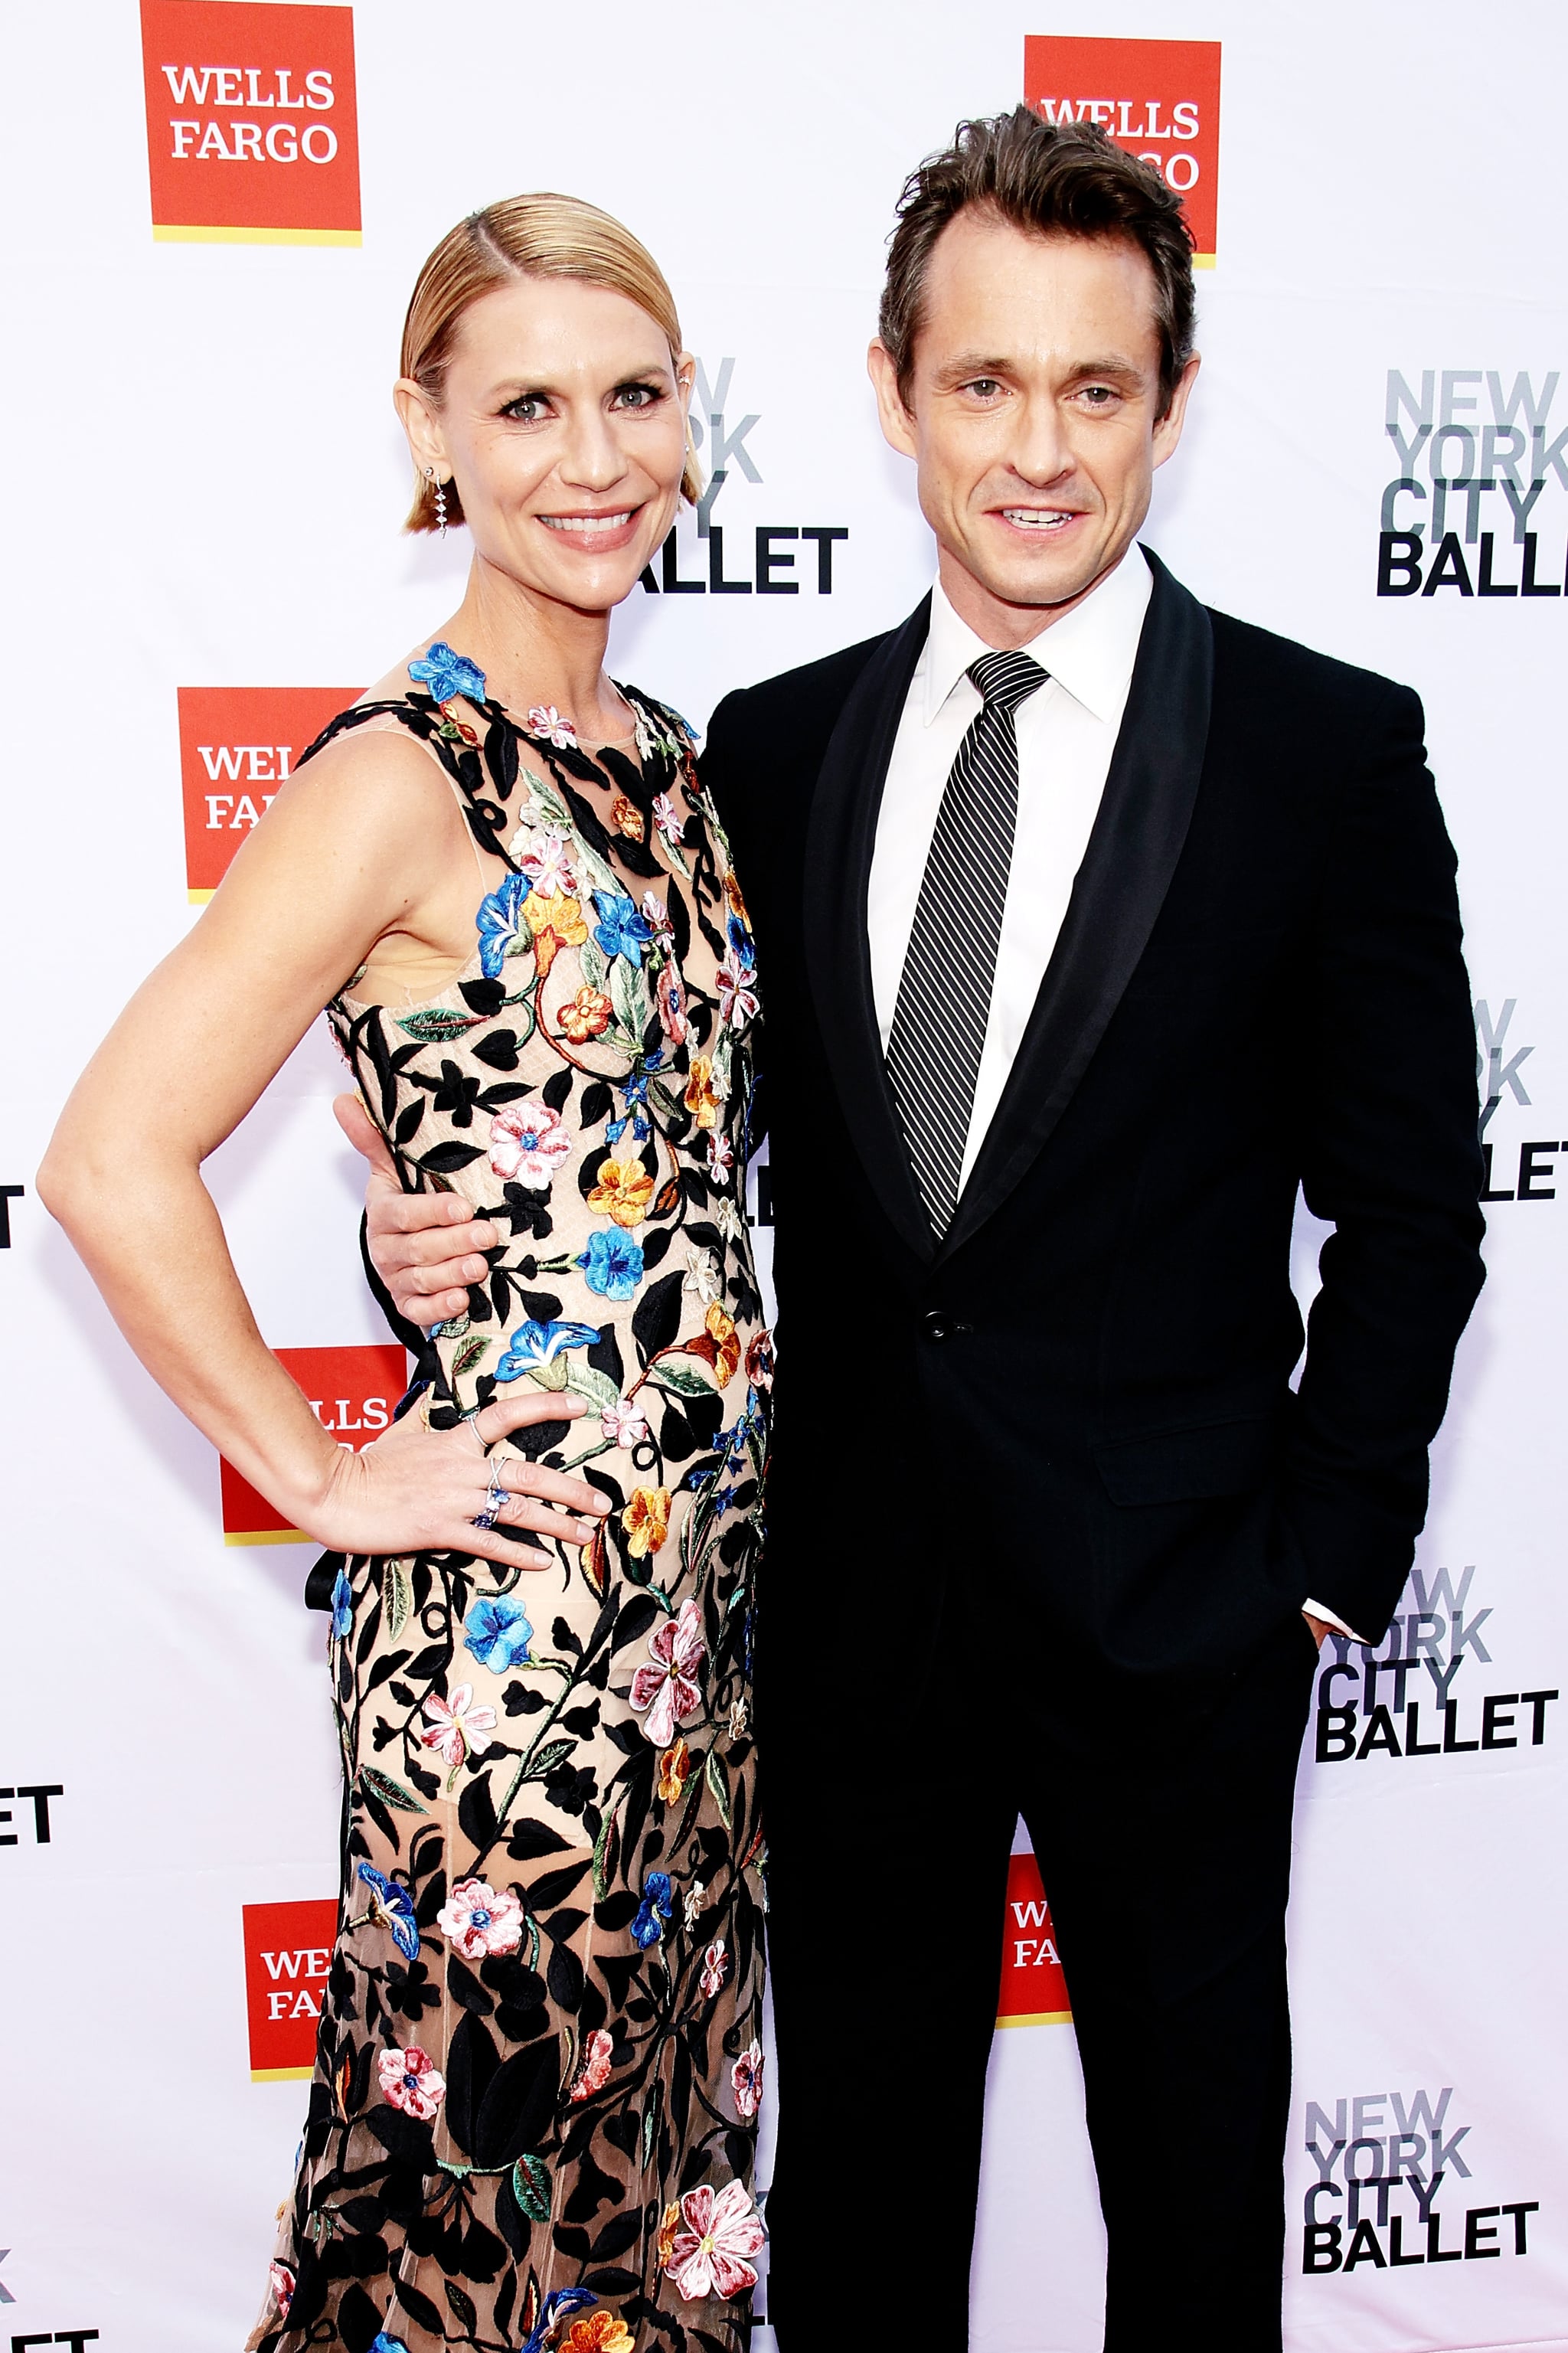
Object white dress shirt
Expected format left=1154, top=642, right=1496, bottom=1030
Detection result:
left=865, top=545, right=1361, bottom=1644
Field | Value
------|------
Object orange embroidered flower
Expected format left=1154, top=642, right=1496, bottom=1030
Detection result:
left=563, top=2315, right=635, bottom=2353
left=655, top=2200, right=682, bottom=2271
left=559, top=985, right=612, bottom=1043
left=622, top=1485, right=672, bottom=1558
left=608, top=793, right=646, bottom=842
left=705, top=1302, right=742, bottom=1386
left=524, top=889, right=588, bottom=977
left=658, top=1737, right=691, bottom=1805
left=684, top=1057, right=722, bottom=1129
left=724, top=868, right=750, bottom=923
left=588, top=1155, right=656, bottom=1228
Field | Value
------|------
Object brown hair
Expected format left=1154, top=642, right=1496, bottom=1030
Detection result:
left=399, top=193, right=701, bottom=532
left=879, top=107, right=1197, bottom=418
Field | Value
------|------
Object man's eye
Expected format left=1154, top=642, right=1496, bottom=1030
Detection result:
left=1080, top=385, right=1119, bottom=406
left=965, top=379, right=1002, bottom=399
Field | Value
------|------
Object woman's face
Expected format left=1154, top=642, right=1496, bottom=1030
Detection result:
left=400, top=275, right=692, bottom=614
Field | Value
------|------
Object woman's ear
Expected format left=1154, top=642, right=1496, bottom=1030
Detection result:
left=394, top=377, right=450, bottom=482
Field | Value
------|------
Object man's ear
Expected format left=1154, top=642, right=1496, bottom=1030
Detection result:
left=1152, top=351, right=1201, bottom=472
left=867, top=339, right=919, bottom=460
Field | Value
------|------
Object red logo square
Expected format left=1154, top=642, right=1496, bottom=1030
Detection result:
left=140, top=1, right=361, bottom=244
left=177, top=686, right=356, bottom=900
left=997, top=1851, right=1072, bottom=2026
left=1024, top=36, right=1223, bottom=263
left=243, top=1897, right=338, bottom=2077
left=220, top=1343, right=409, bottom=1544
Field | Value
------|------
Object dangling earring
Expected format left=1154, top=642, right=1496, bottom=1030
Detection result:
left=426, top=465, right=448, bottom=540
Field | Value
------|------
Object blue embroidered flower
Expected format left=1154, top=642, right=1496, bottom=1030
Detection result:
left=592, top=890, right=655, bottom=966
left=578, top=1228, right=645, bottom=1301
left=495, top=1318, right=603, bottom=1381
left=632, top=1870, right=675, bottom=1949
left=710, top=1485, right=737, bottom=1518
left=605, top=1115, right=629, bottom=1145
left=371, top=2337, right=409, bottom=2353
left=408, top=641, right=487, bottom=705
left=330, top=1565, right=353, bottom=1641
left=475, top=871, right=531, bottom=979
left=357, top=1863, right=420, bottom=1960
left=727, top=913, right=753, bottom=958
left=463, top=1593, right=534, bottom=1672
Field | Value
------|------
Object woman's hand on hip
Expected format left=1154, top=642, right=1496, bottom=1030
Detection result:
left=309, top=1388, right=612, bottom=1570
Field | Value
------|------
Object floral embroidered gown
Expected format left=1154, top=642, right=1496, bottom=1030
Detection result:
left=248, top=648, right=769, bottom=2353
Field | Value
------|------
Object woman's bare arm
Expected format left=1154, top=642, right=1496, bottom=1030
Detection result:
left=38, top=734, right=609, bottom=1565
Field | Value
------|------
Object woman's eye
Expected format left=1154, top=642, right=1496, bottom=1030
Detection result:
left=615, top=383, right=662, bottom=410
left=500, top=395, right=547, bottom=423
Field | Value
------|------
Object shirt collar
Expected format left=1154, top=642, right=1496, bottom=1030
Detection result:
left=919, top=543, right=1153, bottom=728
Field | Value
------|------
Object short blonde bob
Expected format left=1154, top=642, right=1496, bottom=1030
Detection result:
left=400, top=193, right=701, bottom=533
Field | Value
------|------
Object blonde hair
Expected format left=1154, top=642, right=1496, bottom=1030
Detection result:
left=400, top=193, right=701, bottom=532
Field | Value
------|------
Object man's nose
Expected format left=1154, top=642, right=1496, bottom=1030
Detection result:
left=1005, top=395, right=1073, bottom=487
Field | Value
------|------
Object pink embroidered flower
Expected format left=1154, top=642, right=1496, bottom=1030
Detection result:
left=377, top=2042, right=446, bottom=2119
left=630, top=1596, right=705, bottom=1747
left=652, top=791, right=684, bottom=848
left=707, top=1130, right=733, bottom=1184
left=490, top=1100, right=573, bottom=1189
left=568, top=2025, right=615, bottom=2102
left=730, top=2038, right=765, bottom=2119
left=656, top=960, right=688, bottom=1046
left=745, top=1329, right=775, bottom=1391
left=267, top=2262, right=296, bottom=2319
left=516, top=822, right=580, bottom=897
left=601, top=1397, right=649, bottom=1449
left=641, top=891, right=674, bottom=940
left=716, top=949, right=759, bottom=1031
left=437, top=1875, right=524, bottom=1959
left=700, top=1938, right=728, bottom=1998
left=527, top=704, right=577, bottom=748
left=665, top=2179, right=767, bottom=2301
left=419, top=1683, right=497, bottom=1770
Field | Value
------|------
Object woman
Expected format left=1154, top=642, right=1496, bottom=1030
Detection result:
left=40, top=197, right=769, bottom=2353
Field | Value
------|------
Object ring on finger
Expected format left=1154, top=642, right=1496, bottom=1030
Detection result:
left=472, top=1469, right=507, bottom=1532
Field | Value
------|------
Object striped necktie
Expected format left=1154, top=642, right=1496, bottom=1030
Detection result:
left=885, top=647, right=1048, bottom=1235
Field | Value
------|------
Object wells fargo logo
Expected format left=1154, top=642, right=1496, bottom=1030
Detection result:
left=243, top=1897, right=338, bottom=2079
left=139, top=0, right=361, bottom=245
left=221, top=1342, right=407, bottom=1543
left=178, top=685, right=354, bottom=900
left=996, top=1851, right=1071, bottom=2028
left=1024, top=35, right=1222, bottom=265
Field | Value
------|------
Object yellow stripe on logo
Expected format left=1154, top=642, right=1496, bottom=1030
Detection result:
left=250, top=2065, right=316, bottom=2082
left=153, top=226, right=362, bottom=247
left=225, top=1528, right=309, bottom=1547
left=995, top=2009, right=1074, bottom=2028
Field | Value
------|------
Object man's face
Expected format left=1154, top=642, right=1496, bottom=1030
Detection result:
left=868, top=210, right=1198, bottom=642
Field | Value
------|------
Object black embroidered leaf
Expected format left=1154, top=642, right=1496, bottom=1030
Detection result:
left=391, top=2282, right=445, bottom=2334
left=445, top=2011, right=501, bottom=2158
left=541, top=1066, right=573, bottom=1113
left=580, top=1080, right=613, bottom=1126
left=583, top=2266, right=643, bottom=2296
left=334, top=2283, right=386, bottom=2351
left=641, top=1225, right=672, bottom=1270
left=446, top=1955, right=493, bottom=2015
left=457, top=1773, right=498, bottom=1857
left=416, top=1141, right=485, bottom=1174
left=517, top=1290, right=562, bottom=1322
left=394, top=1100, right=425, bottom=1146
left=473, top=2037, right=559, bottom=2165
left=506, top=1818, right=573, bottom=1861
left=444, top=2284, right=479, bottom=2335
left=590, top=2211, right=645, bottom=2261
left=587, top=1324, right=624, bottom=1387
left=547, top=1939, right=584, bottom=2011
left=631, top=1270, right=683, bottom=1364
left=472, top=1029, right=522, bottom=1071
left=459, top=976, right=506, bottom=1018
left=364, top=2103, right=435, bottom=2166
left=494, top=2172, right=529, bottom=2260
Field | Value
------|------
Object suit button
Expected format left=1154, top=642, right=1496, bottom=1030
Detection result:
left=923, top=1310, right=953, bottom=1342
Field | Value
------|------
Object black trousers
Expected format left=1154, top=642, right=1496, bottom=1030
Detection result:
left=762, top=1606, right=1321, bottom=2351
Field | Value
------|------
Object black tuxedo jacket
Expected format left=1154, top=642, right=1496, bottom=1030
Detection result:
left=700, top=552, right=1485, bottom=1700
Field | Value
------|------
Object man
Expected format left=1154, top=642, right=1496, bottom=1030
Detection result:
left=355, top=111, right=1484, bottom=2351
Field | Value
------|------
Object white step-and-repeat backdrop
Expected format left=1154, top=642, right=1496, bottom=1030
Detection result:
left=2, top=4, right=1564, bottom=2348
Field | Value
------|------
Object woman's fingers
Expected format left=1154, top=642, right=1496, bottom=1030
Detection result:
left=499, top=1459, right=610, bottom=1518
left=496, top=1495, right=603, bottom=1545
left=477, top=1391, right=591, bottom=1440
left=457, top=1523, right=555, bottom=1572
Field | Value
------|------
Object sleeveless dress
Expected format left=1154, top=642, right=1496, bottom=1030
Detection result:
left=247, top=649, right=770, bottom=2353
